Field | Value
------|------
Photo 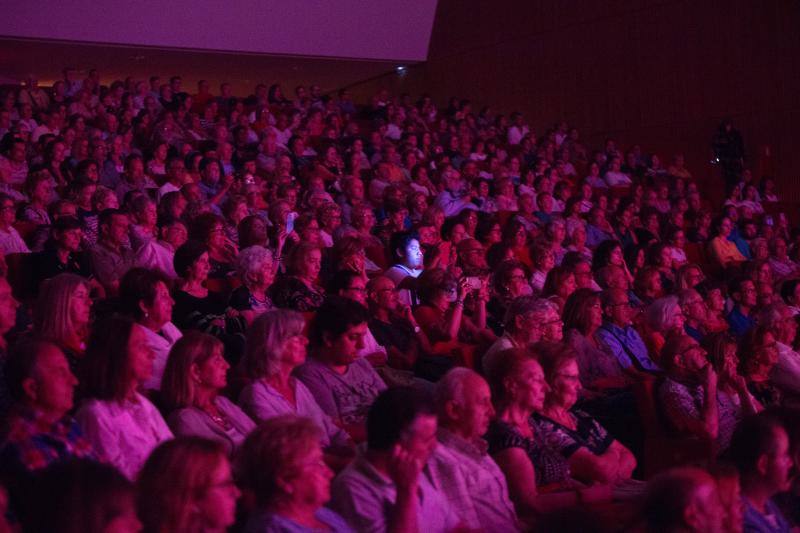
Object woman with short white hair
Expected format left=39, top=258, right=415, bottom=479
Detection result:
left=642, top=295, right=685, bottom=359
left=229, top=245, right=275, bottom=324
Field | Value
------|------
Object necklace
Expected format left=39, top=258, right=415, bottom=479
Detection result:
left=202, top=404, right=230, bottom=429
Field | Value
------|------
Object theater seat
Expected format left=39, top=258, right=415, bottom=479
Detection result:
left=5, top=252, right=35, bottom=303
left=633, top=378, right=715, bottom=477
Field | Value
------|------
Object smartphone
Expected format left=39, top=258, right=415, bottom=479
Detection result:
left=466, top=276, right=482, bottom=291
left=285, top=212, right=297, bottom=234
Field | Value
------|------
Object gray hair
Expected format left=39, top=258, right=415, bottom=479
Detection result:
left=504, top=296, right=555, bottom=331
left=244, top=309, right=306, bottom=379
left=236, top=245, right=273, bottom=285
left=645, top=296, right=681, bottom=332
left=435, top=368, right=483, bottom=418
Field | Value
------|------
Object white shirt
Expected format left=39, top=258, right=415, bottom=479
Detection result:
left=157, top=181, right=181, bottom=201
left=603, top=170, right=632, bottom=187
left=141, top=322, right=183, bottom=390
left=76, top=393, right=173, bottom=479
left=0, top=226, right=30, bottom=254
left=773, top=342, right=800, bottom=395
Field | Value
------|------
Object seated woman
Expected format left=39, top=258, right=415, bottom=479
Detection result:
left=128, top=195, right=157, bottom=252
left=540, top=266, right=577, bottom=311
left=161, top=332, right=255, bottom=454
left=190, top=212, right=238, bottom=279
left=641, top=296, right=686, bottom=362
left=708, top=216, right=745, bottom=268
left=486, top=348, right=608, bottom=517
left=646, top=242, right=676, bottom=294
left=118, top=267, right=182, bottom=391
left=738, top=326, right=783, bottom=408
left=269, top=242, right=325, bottom=312
left=237, top=416, right=354, bottom=532
left=695, top=279, right=729, bottom=333
left=529, top=241, right=555, bottom=295
left=33, top=273, right=92, bottom=374
left=138, top=437, right=240, bottom=532
left=413, top=268, right=495, bottom=366
left=172, top=240, right=247, bottom=362
left=531, top=342, right=637, bottom=485
left=484, top=256, right=529, bottom=327
left=76, top=316, right=173, bottom=479
left=229, top=245, right=275, bottom=324
left=704, top=332, right=762, bottom=430
left=238, top=309, right=351, bottom=451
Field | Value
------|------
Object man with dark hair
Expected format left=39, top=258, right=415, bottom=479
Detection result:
left=596, top=288, right=662, bottom=374
left=328, top=270, right=388, bottom=366
left=295, top=296, right=386, bottom=440
left=89, top=208, right=132, bottom=295
left=643, top=467, right=725, bottom=533
left=728, top=414, right=793, bottom=532
left=384, top=230, right=424, bottom=307
left=329, top=387, right=460, bottom=533
left=727, top=276, right=757, bottom=337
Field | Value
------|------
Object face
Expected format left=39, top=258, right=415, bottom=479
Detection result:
left=342, top=276, right=368, bottom=305
left=287, top=442, right=334, bottom=508
left=737, top=280, right=757, bottom=308
left=280, top=333, right=309, bottom=368
left=29, top=345, right=78, bottom=416
left=683, top=292, right=708, bottom=322
left=195, top=344, right=229, bottom=391
left=719, top=218, right=732, bottom=237
left=105, top=214, right=130, bottom=245
left=549, top=360, right=581, bottom=410
left=402, top=239, right=424, bottom=269
left=510, top=359, right=549, bottom=411
left=401, top=414, right=439, bottom=466
left=370, top=278, right=399, bottom=311
left=558, top=274, right=577, bottom=299
left=453, top=376, right=495, bottom=439
left=573, top=262, right=593, bottom=289
left=328, top=322, right=367, bottom=365
left=680, top=344, right=709, bottom=373
left=189, top=252, right=211, bottom=281
left=765, top=428, right=793, bottom=493
left=197, top=458, right=240, bottom=530
left=128, top=324, right=155, bottom=385
left=300, top=248, right=322, bottom=280
left=70, top=283, right=92, bottom=327
left=606, top=293, right=633, bottom=326
left=141, top=281, right=174, bottom=327
left=540, top=308, right=563, bottom=341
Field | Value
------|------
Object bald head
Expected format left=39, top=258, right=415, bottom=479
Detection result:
left=435, top=368, right=494, bottom=440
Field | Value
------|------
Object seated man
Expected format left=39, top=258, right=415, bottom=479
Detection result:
left=384, top=231, right=424, bottom=307
left=367, top=275, right=452, bottom=381
left=596, top=288, right=662, bottom=374
left=726, top=277, right=757, bottom=337
left=0, top=193, right=29, bottom=255
left=729, top=413, right=793, bottom=533
left=329, top=386, right=461, bottom=533
left=428, top=368, right=520, bottom=532
left=133, top=215, right=187, bottom=279
left=89, top=208, right=133, bottom=295
left=295, top=296, right=387, bottom=441
left=643, top=466, right=726, bottom=533
left=0, top=339, right=96, bottom=481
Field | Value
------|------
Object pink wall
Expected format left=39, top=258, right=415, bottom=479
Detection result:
left=0, top=0, right=438, bottom=61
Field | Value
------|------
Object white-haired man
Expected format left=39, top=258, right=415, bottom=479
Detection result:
left=428, top=368, right=520, bottom=532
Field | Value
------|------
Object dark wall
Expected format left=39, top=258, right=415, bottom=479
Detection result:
left=352, top=0, right=800, bottom=201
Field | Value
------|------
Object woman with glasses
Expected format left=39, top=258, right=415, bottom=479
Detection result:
left=738, top=326, right=783, bottom=408
left=531, top=342, right=636, bottom=485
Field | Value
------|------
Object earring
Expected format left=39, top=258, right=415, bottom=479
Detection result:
left=144, top=311, right=149, bottom=319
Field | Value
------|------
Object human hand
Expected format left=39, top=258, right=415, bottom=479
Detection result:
left=388, top=444, right=422, bottom=492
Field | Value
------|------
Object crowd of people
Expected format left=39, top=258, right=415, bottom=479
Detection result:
left=0, top=67, right=798, bottom=532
